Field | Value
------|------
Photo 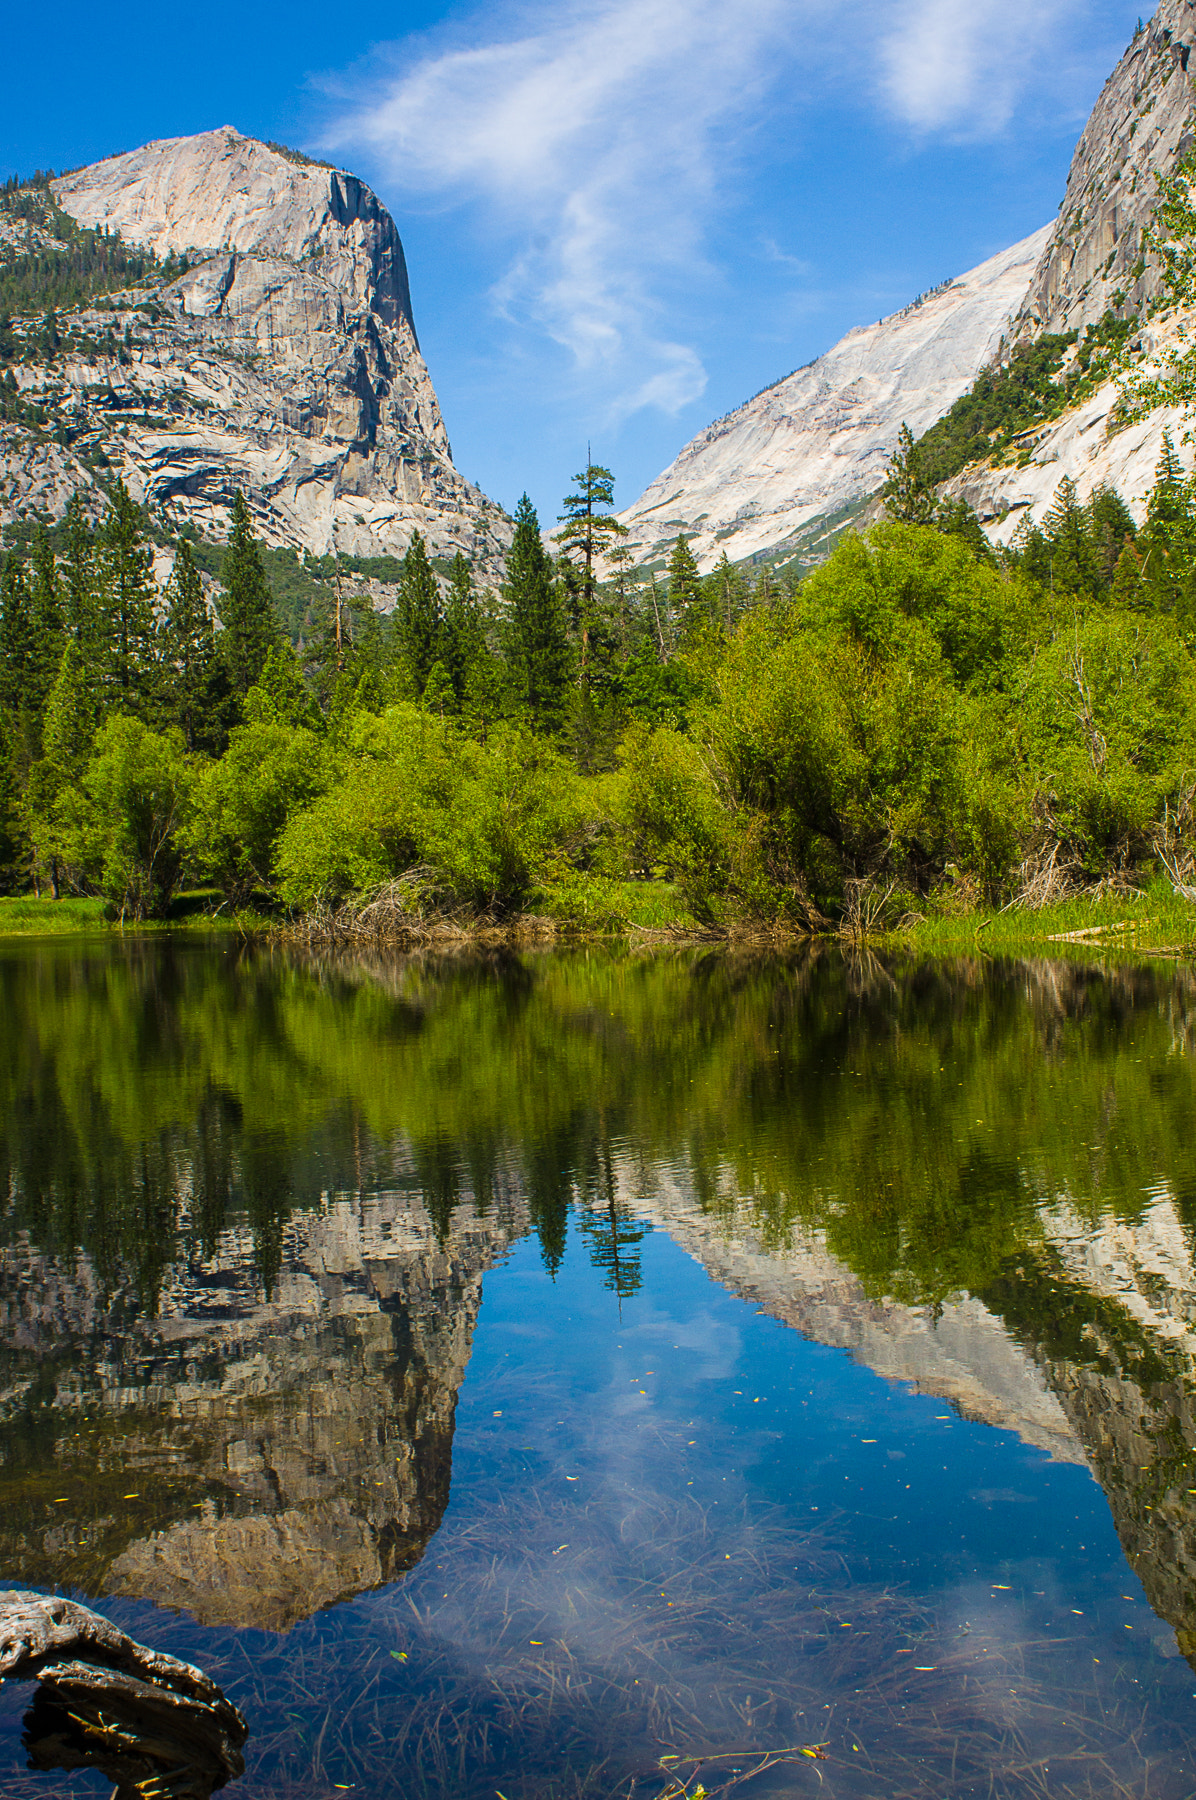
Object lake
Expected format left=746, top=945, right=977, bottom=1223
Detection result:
left=1, top=937, right=1195, bottom=1798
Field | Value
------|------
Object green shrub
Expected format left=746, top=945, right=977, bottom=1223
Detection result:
left=276, top=705, right=587, bottom=916
left=70, top=716, right=192, bottom=920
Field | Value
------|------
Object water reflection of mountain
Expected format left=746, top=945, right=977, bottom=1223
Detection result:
left=641, top=1180, right=1196, bottom=1666
left=0, top=1191, right=526, bottom=1631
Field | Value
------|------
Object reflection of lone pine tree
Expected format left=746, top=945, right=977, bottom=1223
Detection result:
left=218, top=492, right=278, bottom=699
left=580, top=1142, right=648, bottom=1304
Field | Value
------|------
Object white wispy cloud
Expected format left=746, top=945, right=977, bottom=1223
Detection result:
left=876, top=0, right=1090, bottom=136
left=325, top=0, right=795, bottom=421
left=322, top=0, right=1125, bottom=422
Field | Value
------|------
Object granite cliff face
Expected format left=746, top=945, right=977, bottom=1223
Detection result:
left=617, top=229, right=1051, bottom=573
left=0, top=1190, right=525, bottom=1632
left=0, top=128, right=510, bottom=570
left=1014, top=0, right=1196, bottom=338
left=936, top=0, right=1196, bottom=538
left=619, top=2, right=1196, bottom=568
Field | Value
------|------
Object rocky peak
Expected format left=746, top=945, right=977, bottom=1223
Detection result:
left=0, top=128, right=511, bottom=572
left=1014, top=0, right=1196, bottom=337
left=53, top=126, right=417, bottom=341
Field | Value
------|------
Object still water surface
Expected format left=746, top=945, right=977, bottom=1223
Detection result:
left=2, top=939, right=1196, bottom=1796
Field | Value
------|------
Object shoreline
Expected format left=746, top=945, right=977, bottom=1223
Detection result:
left=4, top=885, right=1196, bottom=963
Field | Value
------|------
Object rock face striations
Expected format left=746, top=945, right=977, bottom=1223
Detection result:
left=0, top=128, right=509, bottom=569
left=1014, top=0, right=1196, bottom=338
left=939, top=0, right=1196, bottom=536
left=0, top=1189, right=525, bottom=1632
left=619, top=2, right=1196, bottom=568
left=617, top=229, right=1051, bottom=573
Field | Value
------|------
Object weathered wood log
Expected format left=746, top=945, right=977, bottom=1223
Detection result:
left=0, top=1590, right=247, bottom=1799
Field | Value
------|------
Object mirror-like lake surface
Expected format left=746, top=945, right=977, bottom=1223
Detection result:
left=2, top=939, right=1196, bottom=1798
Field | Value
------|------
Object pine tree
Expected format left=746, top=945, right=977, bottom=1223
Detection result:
left=554, top=461, right=628, bottom=677
left=25, top=641, right=95, bottom=897
left=882, top=423, right=936, bottom=525
left=396, top=531, right=443, bottom=691
left=1042, top=476, right=1102, bottom=599
left=219, top=491, right=278, bottom=700
left=62, top=492, right=98, bottom=663
left=505, top=494, right=571, bottom=734
left=709, top=550, right=749, bottom=635
left=0, top=550, right=34, bottom=716
left=0, top=707, right=25, bottom=893
left=666, top=535, right=704, bottom=640
left=1087, top=485, right=1137, bottom=585
left=162, top=540, right=223, bottom=749
left=244, top=641, right=321, bottom=729
left=443, top=551, right=484, bottom=709
left=29, top=527, right=66, bottom=717
left=1135, top=433, right=1196, bottom=615
left=97, top=480, right=159, bottom=710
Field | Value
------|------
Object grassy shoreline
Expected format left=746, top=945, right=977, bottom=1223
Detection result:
left=4, top=879, right=1196, bottom=961
left=0, top=893, right=271, bottom=937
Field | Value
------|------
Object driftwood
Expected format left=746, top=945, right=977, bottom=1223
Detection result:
left=0, top=1589, right=247, bottom=1799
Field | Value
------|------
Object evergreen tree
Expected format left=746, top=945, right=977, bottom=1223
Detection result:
left=604, top=539, right=639, bottom=654
left=396, top=531, right=443, bottom=691
left=29, top=527, right=65, bottom=715
left=708, top=550, right=749, bottom=635
left=25, top=641, right=95, bottom=897
left=97, top=480, right=158, bottom=710
left=244, top=642, right=321, bottom=730
left=554, top=462, right=628, bottom=677
left=443, top=551, right=484, bottom=709
left=1134, top=432, right=1196, bottom=618
left=882, top=423, right=937, bottom=525
left=1041, top=475, right=1102, bottom=599
left=219, top=491, right=278, bottom=701
left=666, top=535, right=704, bottom=640
left=1087, top=485, right=1137, bottom=585
left=0, top=550, right=34, bottom=717
left=0, top=708, right=24, bottom=892
left=505, top=494, right=571, bottom=734
left=162, top=540, right=224, bottom=750
left=62, top=492, right=98, bottom=663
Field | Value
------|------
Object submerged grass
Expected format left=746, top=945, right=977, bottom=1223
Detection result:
left=7, top=1483, right=1180, bottom=1800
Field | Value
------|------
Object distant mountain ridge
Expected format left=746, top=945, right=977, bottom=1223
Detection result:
left=618, top=228, right=1051, bottom=573
left=620, top=0, right=1196, bottom=570
left=0, top=127, right=511, bottom=574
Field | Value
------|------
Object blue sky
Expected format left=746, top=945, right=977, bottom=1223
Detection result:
left=3, top=0, right=1145, bottom=525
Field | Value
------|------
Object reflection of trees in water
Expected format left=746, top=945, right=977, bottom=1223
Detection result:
left=3, top=939, right=1196, bottom=1314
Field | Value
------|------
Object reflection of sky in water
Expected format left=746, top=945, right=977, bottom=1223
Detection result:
left=4, top=1219, right=1196, bottom=1798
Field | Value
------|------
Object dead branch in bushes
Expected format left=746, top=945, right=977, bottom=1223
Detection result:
left=282, top=868, right=493, bottom=945
left=837, top=877, right=896, bottom=942
left=1153, top=782, right=1196, bottom=898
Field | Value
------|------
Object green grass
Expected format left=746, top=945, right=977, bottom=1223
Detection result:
left=533, top=877, right=695, bottom=933
left=0, top=891, right=272, bottom=936
left=0, top=895, right=110, bottom=934
left=891, top=878, right=1196, bottom=959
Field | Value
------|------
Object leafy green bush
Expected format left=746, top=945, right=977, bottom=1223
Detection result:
left=70, top=716, right=191, bottom=920
left=186, top=720, right=330, bottom=903
left=276, top=705, right=586, bottom=916
left=1017, top=613, right=1196, bottom=871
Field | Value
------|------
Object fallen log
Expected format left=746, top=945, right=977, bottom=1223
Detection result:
left=0, top=1589, right=247, bottom=1799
